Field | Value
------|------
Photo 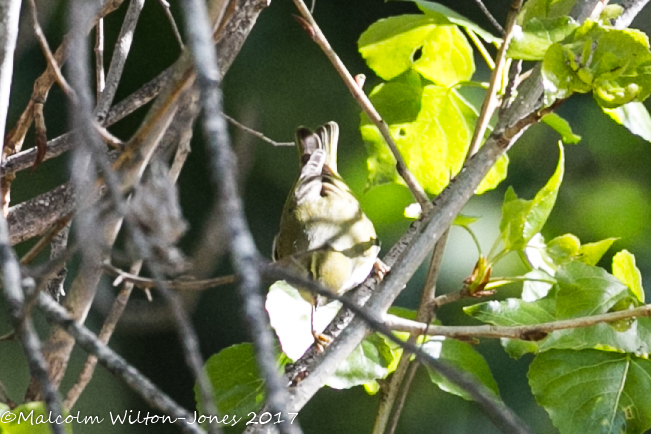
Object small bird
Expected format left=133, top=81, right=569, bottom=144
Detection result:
left=273, top=121, right=387, bottom=344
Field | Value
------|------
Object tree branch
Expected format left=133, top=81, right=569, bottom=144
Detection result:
left=0, top=2, right=63, bottom=428
left=37, top=292, right=206, bottom=434
left=180, top=0, right=300, bottom=433
left=385, top=304, right=651, bottom=340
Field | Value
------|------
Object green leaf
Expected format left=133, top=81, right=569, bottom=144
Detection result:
left=517, top=0, right=576, bottom=24
left=555, top=261, right=631, bottom=319
left=326, top=334, right=395, bottom=389
left=600, top=5, right=623, bottom=23
left=546, top=233, right=581, bottom=264
left=266, top=280, right=341, bottom=360
left=464, top=298, right=557, bottom=326
left=503, top=339, right=541, bottom=359
left=405, top=0, right=501, bottom=44
left=541, top=113, right=582, bottom=143
left=197, top=343, right=268, bottom=417
left=542, top=21, right=651, bottom=108
left=527, top=233, right=615, bottom=270
left=578, top=238, right=617, bottom=266
left=358, top=14, right=474, bottom=86
left=509, top=16, right=578, bottom=60
left=537, top=317, right=651, bottom=356
left=423, top=338, right=501, bottom=400
left=362, top=78, right=488, bottom=195
left=476, top=154, right=509, bottom=194
left=0, top=402, right=72, bottom=434
left=529, top=350, right=651, bottom=434
left=453, top=214, right=480, bottom=227
left=604, top=102, right=651, bottom=143
left=613, top=250, right=645, bottom=303
left=499, top=143, right=565, bottom=251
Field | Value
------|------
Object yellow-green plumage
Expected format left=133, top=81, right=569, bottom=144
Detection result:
left=273, top=122, right=380, bottom=309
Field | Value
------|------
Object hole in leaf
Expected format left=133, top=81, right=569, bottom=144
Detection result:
left=412, top=46, right=423, bottom=62
left=399, top=128, right=407, bottom=137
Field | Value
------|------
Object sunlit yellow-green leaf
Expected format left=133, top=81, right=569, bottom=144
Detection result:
left=358, top=14, right=474, bottom=86
left=405, top=0, right=501, bottom=44
left=499, top=143, right=564, bottom=251
left=509, top=17, right=578, bottom=60
left=541, top=113, right=582, bottom=144
left=361, top=72, right=506, bottom=196
left=613, top=250, right=645, bottom=303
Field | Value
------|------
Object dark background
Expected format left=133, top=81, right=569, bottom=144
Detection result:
left=1, top=0, right=651, bottom=433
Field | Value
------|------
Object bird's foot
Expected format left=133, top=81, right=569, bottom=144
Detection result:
left=312, top=331, right=333, bottom=353
left=373, top=259, right=390, bottom=280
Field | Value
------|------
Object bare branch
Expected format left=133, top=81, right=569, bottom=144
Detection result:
left=386, top=304, right=651, bottom=339
left=37, top=293, right=207, bottom=434
left=7, top=183, right=75, bottom=245
left=181, top=0, right=301, bottom=433
left=157, top=0, right=185, bottom=49
left=103, top=262, right=236, bottom=290
left=95, top=18, right=105, bottom=99
left=28, top=0, right=76, bottom=100
left=466, top=0, right=523, bottom=159
left=95, top=0, right=146, bottom=122
left=223, top=113, right=294, bottom=147
left=470, top=0, right=504, bottom=35
left=614, top=0, right=650, bottom=28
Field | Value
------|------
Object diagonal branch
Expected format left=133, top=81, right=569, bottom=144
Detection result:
left=180, top=1, right=301, bottom=434
left=37, top=292, right=206, bottom=434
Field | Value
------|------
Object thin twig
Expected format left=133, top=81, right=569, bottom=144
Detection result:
left=95, top=0, right=146, bottom=122
left=157, top=0, right=185, bottom=49
left=466, top=0, right=523, bottom=159
left=385, top=304, right=651, bottom=339
left=95, top=18, right=105, bottom=99
left=45, top=222, right=70, bottom=301
left=37, top=293, right=207, bottom=434
left=181, top=0, right=300, bottom=433
left=223, top=113, right=294, bottom=147
left=379, top=232, right=449, bottom=434
left=614, top=0, right=650, bottom=28
left=291, top=0, right=432, bottom=212
left=471, top=0, right=505, bottom=35
left=103, top=262, right=236, bottom=290
left=28, top=0, right=76, bottom=100
left=64, top=260, right=141, bottom=409
left=2, top=0, right=126, bottom=188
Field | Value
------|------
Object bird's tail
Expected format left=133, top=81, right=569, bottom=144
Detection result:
left=295, top=121, right=339, bottom=174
